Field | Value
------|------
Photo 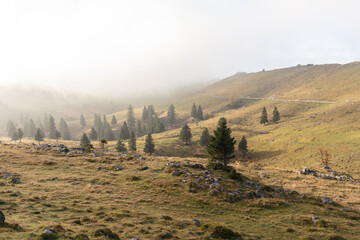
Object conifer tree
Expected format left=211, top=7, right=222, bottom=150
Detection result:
left=17, top=128, right=24, bottom=142
left=111, top=115, right=117, bottom=126
left=142, top=106, right=148, bottom=121
left=48, top=115, right=57, bottom=139
left=128, top=131, right=136, bottom=151
left=34, top=128, right=44, bottom=145
left=80, top=114, right=87, bottom=128
left=80, top=133, right=90, bottom=148
left=28, top=119, right=36, bottom=138
left=55, top=130, right=61, bottom=142
left=135, top=119, right=143, bottom=137
left=6, top=120, right=16, bottom=138
left=144, top=133, right=155, bottom=155
left=197, top=105, right=204, bottom=120
left=103, top=123, right=114, bottom=141
left=238, top=135, right=248, bottom=155
left=95, top=114, right=103, bottom=139
left=43, top=113, right=49, bottom=136
left=260, top=107, right=269, bottom=125
left=115, top=139, right=127, bottom=152
left=167, top=104, right=176, bottom=124
left=207, top=117, right=236, bottom=168
left=272, top=106, right=280, bottom=123
left=119, top=121, right=130, bottom=140
left=89, top=127, right=98, bottom=141
left=127, top=105, right=135, bottom=132
left=179, top=124, right=192, bottom=145
left=191, top=103, right=197, bottom=118
left=59, top=118, right=71, bottom=140
left=200, top=128, right=209, bottom=146
left=148, top=105, right=155, bottom=117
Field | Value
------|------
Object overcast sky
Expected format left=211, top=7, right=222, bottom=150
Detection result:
left=0, top=0, right=359, bottom=96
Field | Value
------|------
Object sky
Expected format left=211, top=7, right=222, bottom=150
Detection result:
left=0, top=0, right=359, bottom=97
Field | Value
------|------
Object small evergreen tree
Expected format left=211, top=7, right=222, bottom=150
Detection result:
left=272, top=106, right=280, bottom=123
left=197, top=105, right=204, bottom=120
left=179, top=124, right=192, bottom=145
left=11, top=130, right=20, bottom=141
left=28, top=119, right=36, bottom=138
left=103, top=123, right=114, bottom=141
left=89, top=127, right=98, bottom=141
left=128, top=131, right=136, bottom=151
left=111, top=115, right=117, bottom=126
left=99, top=139, right=107, bottom=149
left=119, top=121, right=130, bottom=140
left=80, top=114, right=87, bottom=128
left=94, top=114, right=103, bottom=139
left=17, top=128, right=24, bottom=142
left=34, top=128, right=44, bottom=145
left=238, top=135, right=248, bottom=155
left=142, top=106, right=148, bottom=121
left=127, top=105, right=135, bottom=132
left=115, top=139, right=127, bottom=152
left=144, top=133, right=155, bottom=155
left=7, top=120, right=16, bottom=138
left=200, top=128, right=209, bottom=146
left=207, top=117, right=236, bottom=168
left=167, top=104, right=176, bottom=124
left=55, top=130, right=61, bottom=142
left=43, top=113, right=49, bottom=136
left=59, top=118, right=71, bottom=140
left=191, top=103, right=197, bottom=118
left=48, top=115, right=57, bottom=139
left=260, top=107, right=269, bottom=125
left=135, top=119, right=143, bottom=137
left=80, top=133, right=91, bottom=148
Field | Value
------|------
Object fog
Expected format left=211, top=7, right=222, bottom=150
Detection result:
left=0, top=0, right=359, bottom=97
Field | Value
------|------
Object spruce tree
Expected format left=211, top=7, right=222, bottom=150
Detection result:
left=142, top=106, right=148, bottom=121
left=238, top=135, right=248, bottom=155
left=55, top=130, right=61, bottom=142
left=6, top=120, right=16, bottom=138
left=144, top=133, right=155, bottom=155
left=207, top=117, right=236, bottom=168
left=28, top=119, right=36, bottom=138
left=94, top=114, right=103, bottom=139
left=167, top=104, right=176, bottom=124
left=135, top=119, right=143, bottom=137
left=260, top=107, right=269, bottom=125
left=34, top=128, right=44, bottom=145
left=89, top=127, right=98, bottom=141
left=59, top=118, right=71, bottom=140
left=119, top=121, right=130, bottom=140
left=17, top=128, right=24, bottom=142
left=191, top=103, right=197, bottom=118
left=80, top=114, right=87, bottom=128
left=111, top=115, right=117, bottom=126
left=80, top=133, right=90, bottom=148
left=148, top=105, right=155, bottom=117
left=103, top=123, right=114, bottom=141
left=115, top=139, right=127, bottom=152
left=197, top=105, right=204, bottom=120
left=200, top=128, right=209, bottom=146
left=179, top=124, right=192, bottom=145
left=48, top=115, right=57, bottom=139
left=127, top=105, right=135, bottom=132
left=43, top=113, right=49, bottom=136
left=272, top=106, right=280, bottom=123
left=128, top=131, right=136, bottom=151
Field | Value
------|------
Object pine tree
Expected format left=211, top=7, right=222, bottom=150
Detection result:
left=144, top=133, right=155, bottom=155
left=89, top=127, right=98, bottom=141
left=34, top=128, right=44, bottom=145
left=43, top=113, right=49, bottom=136
left=59, top=118, right=71, bottom=140
left=197, top=105, right=204, bottom=120
left=80, top=114, right=87, bottom=128
left=142, top=106, right=148, bottom=121
left=111, top=115, right=117, bottom=126
left=6, top=120, right=16, bottom=138
left=17, top=128, right=24, bottom=142
left=179, top=124, right=192, bottom=145
left=94, top=114, right=103, bottom=139
left=154, top=120, right=165, bottom=133
left=119, top=121, right=130, bottom=140
left=103, top=123, right=114, bottom=141
left=260, top=107, right=269, bottom=125
left=48, top=115, right=57, bottom=139
left=127, top=105, right=135, bottom=132
left=272, top=106, right=280, bottom=123
left=115, top=139, right=127, bottom=152
left=148, top=105, right=155, bottom=117
left=207, top=117, right=236, bottom=168
left=28, top=119, right=36, bottom=138
left=128, top=131, right=136, bottom=151
left=191, top=103, right=197, bottom=118
left=99, top=139, right=107, bottom=149
left=80, top=133, right=91, bottom=148
left=55, top=130, right=61, bottom=142
left=200, top=128, right=209, bottom=146
left=135, top=120, right=143, bottom=137
left=238, top=135, right=248, bottom=155
left=11, top=128, right=22, bottom=142
left=167, top=104, right=176, bottom=124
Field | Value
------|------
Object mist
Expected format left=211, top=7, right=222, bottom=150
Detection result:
left=0, top=0, right=359, bottom=97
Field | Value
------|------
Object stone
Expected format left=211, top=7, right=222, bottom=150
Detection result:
left=312, top=216, right=319, bottom=224
left=0, top=210, right=5, bottom=224
left=209, top=182, right=220, bottom=189
left=172, top=170, right=181, bottom=176
left=94, top=228, right=120, bottom=240
left=11, top=177, right=20, bottom=184
left=160, top=215, right=173, bottom=220
left=193, top=219, right=201, bottom=226
left=44, top=228, right=54, bottom=234
left=140, top=166, right=149, bottom=171
left=260, top=173, right=266, bottom=178
left=321, top=196, right=333, bottom=204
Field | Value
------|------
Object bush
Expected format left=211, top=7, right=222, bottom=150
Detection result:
left=201, top=224, right=242, bottom=239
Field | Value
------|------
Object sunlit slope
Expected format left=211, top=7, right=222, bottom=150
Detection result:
left=202, top=62, right=360, bottom=101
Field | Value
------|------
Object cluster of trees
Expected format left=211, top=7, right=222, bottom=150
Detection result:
left=92, top=114, right=115, bottom=141
left=191, top=103, right=204, bottom=120
left=260, top=106, right=280, bottom=125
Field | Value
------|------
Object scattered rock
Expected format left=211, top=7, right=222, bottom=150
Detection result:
left=312, top=216, right=319, bottom=224
left=193, top=219, right=201, bottom=226
left=160, top=215, right=173, bottom=220
left=322, top=197, right=333, bottom=204
left=44, top=228, right=53, bottom=234
left=140, top=166, right=149, bottom=171
left=94, top=228, right=120, bottom=240
left=11, top=177, right=21, bottom=184
left=260, top=173, right=266, bottom=178
left=0, top=210, right=5, bottom=224
left=172, top=170, right=182, bottom=176
left=209, top=182, right=220, bottom=189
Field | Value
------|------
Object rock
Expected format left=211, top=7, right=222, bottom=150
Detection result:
left=11, top=177, right=20, bottom=184
left=140, top=166, right=149, bottom=171
left=298, top=194, right=306, bottom=199
left=209, top=190, right=217, bottom=196
left=209, top=182, right=220, bottom=189
left=130, top=238, right=143, bottom=240
left=94, top=228, right=120, bottom=240
left=193, top=219, right=201, bottom=226
left=157, top=233, right=173, bottom=239
left=44, top=228, right=54, bottom=234
left=255, top=190, right=269, bottom=198
left=0, top=210, right=5, bottom=224
left=260, top=173, right=266, bottom=178
left=312, top=216, right=319, bottom=224
left=172, top=170, right=182, bottom=176
left=160, top=215, right=173, bottom=220
left=140, top=156, right=146, bottom=160
left=321, top=196, right=333, bottom=204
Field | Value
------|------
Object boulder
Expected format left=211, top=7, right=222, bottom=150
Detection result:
left=11, top=177, right=20, bottom=184
left=209, top=182, right=220, bottom=189
left=321, top=196, right=333, bottom=204
left=193, top=219, right=201, bottom=226
left=312, top=216, right=319, bottom=224
left=0, top=210, right=5, bottom=224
